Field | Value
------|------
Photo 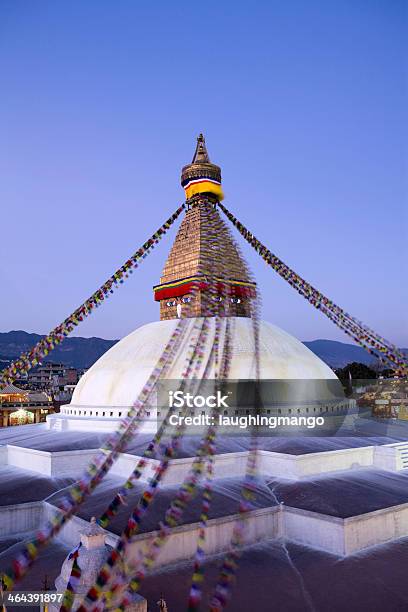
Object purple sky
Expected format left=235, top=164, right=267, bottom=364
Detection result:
left=0, top=1, right=407, bottom=345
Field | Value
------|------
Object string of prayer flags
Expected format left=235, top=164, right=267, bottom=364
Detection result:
left=0, top=204, right=185, bottom=389
left=218, top=202, right=408, bottom=375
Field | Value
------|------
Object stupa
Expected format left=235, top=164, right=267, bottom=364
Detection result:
left=2, top=136, right=408, bottom=612
left=46, top=134, right=348, bottom=434
left=50, top=518, right=147, bottom=611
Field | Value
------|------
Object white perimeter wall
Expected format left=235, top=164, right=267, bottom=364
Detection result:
left=127, top=506, right=281, bottom=567
left=4, top=499, right=408, bottom=560
left=4, top=445, right=97, bottom=478
left=0, top=501, right=42, bottom=537
left=344, top=502, right=408, bottom=554
left=3, top=444, right=406, bottom=482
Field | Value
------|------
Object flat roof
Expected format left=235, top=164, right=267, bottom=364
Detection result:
left=0, top=466, right=74, bottom=506
left=138, top=536, right=408, bottom=612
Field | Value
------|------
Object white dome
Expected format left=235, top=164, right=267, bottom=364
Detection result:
left=70, top=317, right=337, bottom=409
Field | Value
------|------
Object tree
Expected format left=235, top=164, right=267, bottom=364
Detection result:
left=335, top=362, right=377, bottom=382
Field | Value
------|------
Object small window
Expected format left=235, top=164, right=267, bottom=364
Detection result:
left=110, top=411, right=113, bottom=417
left=102, top=411, right=105, bottom=417
left=223, top=410, right=228, bottom=416
left=118, top=411, right=122, bottom=417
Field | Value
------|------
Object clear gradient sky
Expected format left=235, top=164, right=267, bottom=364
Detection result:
left=0, top=1, right=407, bottom=344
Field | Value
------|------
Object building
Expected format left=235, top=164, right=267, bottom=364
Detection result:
left=0, top=382, right=54, bottom=427
left=27, top=362, right=66, bottom=388
left=27, top=362, right=80, bottom=392
left=50, top=518, right=147, bottom=611
left=357, top=378, right=408, bottom=418
left=47, top=135, right=353, bottom=434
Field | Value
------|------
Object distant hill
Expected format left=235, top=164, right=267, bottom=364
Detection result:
left=303, top=339, right=407, bottom=369
left=0, top=330, right=117, bottom=370
left=0, top=331, right=406, bottom=371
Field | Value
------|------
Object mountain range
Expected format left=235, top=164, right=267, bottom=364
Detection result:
left=303, top=339, right=404, bottom=369
left=0, top=330, right=406, bottom=371
left=0, top=331, right=116, bottom=370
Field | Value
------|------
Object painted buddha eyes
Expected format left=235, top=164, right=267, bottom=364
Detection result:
left=213, top=295, right=242, bottom=304
left=166, top=297, right=192, bottom=307
left=166, top=295, right=241, bottom=307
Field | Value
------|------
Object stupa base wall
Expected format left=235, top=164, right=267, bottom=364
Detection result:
left=17, top=499, right=408, bottom=561
left=2, top=442, right=406, bottom=481
left=46, top=413, right=158, bottom=434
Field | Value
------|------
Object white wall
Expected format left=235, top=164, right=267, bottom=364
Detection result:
left=6, top=442, right=408, bottom=483
left=7, top=445, right=51, bottom=474
left=0, top=502, right=42, bottom=537
left=125, top=506, right=281, bottom=568
left=374, top=442, right=408, bottom=471
left=281, top=501, right=408, bottom=556
left=110, top=453, right=158, bottom=482
left=5, top=498, right=408, bottom=561
left=50, top=450, right=97, bottom=478
left=258, top=446, right=374, bottom=480
left=46, top=413, right=157, bottom=434
left=5, top=445, right=97, bottom=478
left=0, top=445, right=7, bottom=466
left=282, top=505, right=346, bottom=554
left=43, top=503, right=118, bottom=550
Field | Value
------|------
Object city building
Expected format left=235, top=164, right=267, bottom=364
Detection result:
left=27, top=362, right=80, bottom=392
left=0, top=382, right=54, bottom=426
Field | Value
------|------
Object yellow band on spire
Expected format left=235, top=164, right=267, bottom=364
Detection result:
left=184, top=179, right=224, bottom=201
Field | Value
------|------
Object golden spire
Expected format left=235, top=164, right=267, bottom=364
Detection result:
left=192, top=133, right=210, bottom=163
left=181, top=134, right=223, bottom=201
